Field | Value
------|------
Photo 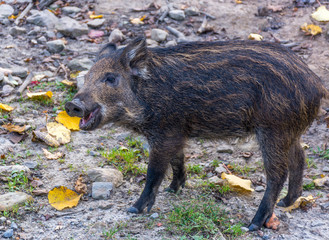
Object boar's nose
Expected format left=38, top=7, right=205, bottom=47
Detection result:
left=65, top=99, right=85, bottom=118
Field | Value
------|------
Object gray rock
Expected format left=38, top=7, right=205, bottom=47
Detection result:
left=165, top=40, right=177, bottom=47
left=11, top=67, right=28, bottom=78
left=0, top=216, right=6, bottom=222
left=62, top=6, right=81, bottom=15
left=323, top=166, right=329, bottom=172
left=37, top=36, right=47, bottom=43
left=87, top=19, right=105, bottom=28
left=23, top=161, right=39, bottom=169
left=146, top=39, right=158, bottom=47
left=0, top=165, right=31, bottom=178
left=91, top=182, right=113, bottom=200
left=151, top=28, right=168, bottom=42
left=46, top=39, right=65, bottom=53
left=46, top=30, right=56, bottom=39
left=150, top=213, right=159, bottom=219
left=168, top=10, right=185, bottom=21
left=67, top=58, right=93, bottom=71
left=0, top=192, right=33, bottom=211
left=0, top=4, right=14, bottom=19
left=26, top=10, right=58, bottom=29
left=1, top=84, right=14, bottom=96
left=0, top=137, right=14, bottom=155
left=320, top=202, right=329, bottom=210
left=185, top=6, right=199, bottom=16
left=208, top=176, right=223, bottom=184
left=76, top=70, right=88, bottom=90
left=87, top=167, right=123, bottom=187
left=2, top=229, right=13, bottom=238
left=108, top=29, right=124, bottom=43
left=255, top=186, right=265, bottom=192
left=217, top=143, right=234, bottom=154
left=10, top=222, right=18, bottom=230
left=27, top=26, right=41, bottom=36
left=240, top=226, right=249, bottom=232
left=9, top=26, right=27, bottom=36
left=55, top=16, right=88, bottom=38
left=303, top=178, right=313, bottom=185
left=0, top=72, right=4, bottom=81
left=215, top=166, right=226, bottom=174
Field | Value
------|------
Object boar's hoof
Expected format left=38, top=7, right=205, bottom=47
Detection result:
left=248, top=223, right=261, bottom=231
left=127, top=206, right=141, bottom=214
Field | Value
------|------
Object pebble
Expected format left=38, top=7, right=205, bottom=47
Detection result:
left=91, top=182, right=113, bottom=200
left=0, top=165, right=31, bottom=177
left=285, top=212, right=293, bottom=219
left=76, top=70, right=88, bottom=90
left=165, top=40, right=177, bottom=47
left=0, top=4, right=14, bottom=19
left=11, top=67, right=28, bottom=78
left=208, top=176, right=223, bottom=184
left=151, top=28, right=168, bottom=42
left=37, top=36, right=47, bottom=43
left=169, top=10, right=185, bottom=21
left=240, top=226, right=249, bottom=232
left=255, top=186, right=265, bottom=192
left=0, top=192, right=33, bottom=211
left=87, top=19, right=106, bottom=28
left=184, top=6, right=199, bottom=16
left=26, top=10, right=58, bottom=29
left=46, top=39, right=65, bottom=53
left=0, top=137, right=14, bottom=155
left=108, top=28, right=124, bottom=43
left=215, top=165, right=226, bottom=174
left=11, top=222, right=18, bottom=230
left=0, top=72, right=4, bottom=81
left=150, top=213, right=159, bottom=219
left=2, top=84, right=14, bottom=96
left=46, top=30, right=56, bottom=39
left=323, top=166, right=329, bottom=172
left=217, top=143, right=234, bottom=154
left=62, top=6, right=81, bottom=15
left=146, top=39, right=158, bottom=47
left=68, top=58, right=94, bottom=71
left=2, top=229, right=13, bottom=238
left=23, top=161, right=39, bottom=169
left=27, top=26, right=41, bottom=36
left=87, top=167, right=123, bottom=187
left=0, top=216, right=6, bottom=222
left=56, top=16, right=88, bottom=38
left=9, top=26, right=27, bottom=36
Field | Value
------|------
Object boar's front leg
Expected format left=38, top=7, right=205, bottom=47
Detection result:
left=127, top=134, right=185, bottom=213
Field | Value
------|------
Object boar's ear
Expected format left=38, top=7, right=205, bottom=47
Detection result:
left=96, top=43, right=117, bottom=61
left=121, top=37, right=148, bottom=74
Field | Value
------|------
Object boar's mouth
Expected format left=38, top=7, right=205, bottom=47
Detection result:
left=80, top=106, right=101, bottom=130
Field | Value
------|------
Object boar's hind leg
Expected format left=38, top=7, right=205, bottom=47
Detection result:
left=127, top=136, right=184, bottom=214
left=165, top=148, right=186, bottom=193
left=249, top=129, right=289, bottom=231
left=277, top=141, right=304, bottom=207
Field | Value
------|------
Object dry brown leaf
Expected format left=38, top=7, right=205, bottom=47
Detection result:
left=42, top=148, right=64, bottom=160
left=74, top=176, right=87, bottom=194
left=32, top=189, right=48, bottom=196
left=32, top=130, right=60, bottom=147
left=2, top=123, right=26, bottom=134
left=300, top=23, right=322, bottom=36
left=281, top=195, right=314, bottom=212
left=46, top=122, right=71, bottom=144
left=48, top=186, right=82, bottom=210
left=221, top=172, right=254, bottom=192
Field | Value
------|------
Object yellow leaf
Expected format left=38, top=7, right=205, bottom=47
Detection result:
left=2, top=123, right=26, bottom=133
left=221, top=172, right=254, bottom=192
left=248, top=33, right=263, bottom=41
left=32, top=130, right=60, bottom=147
left=46, top=122, right=71, bottom=144
left=42, top=148, right=64, bottom=160
left=300, top=23, right=322, bottom=36
left=0, top=103, right=14, bottom=112
left=281, top=195, right=314, bottom=212
left=313, top=176, right=329, bottom=187
left=61, top=79, right=75, bottom=86
left=48, top=186, right=82, bottom=210
left=130, top=17, right=144, bottom=25
left=311, top=5, right=329, bottom=22
left=32, top=74, right=46, bottom=81
left=70, top=71, right=80, bottom=79
left=55, top=111, right=80, bottom=131
left=8, top=15, right=17, bottom=19
left=236, top=0, right=242, bottom=3
left=89, top=14, right=103, bottom=19
left=27, top=91, right=53, bottom=99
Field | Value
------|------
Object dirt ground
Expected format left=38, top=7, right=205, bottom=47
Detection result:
left=1, top=0, right=329, bottom=239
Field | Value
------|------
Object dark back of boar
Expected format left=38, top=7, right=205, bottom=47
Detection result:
left=65, top=37, right=327, bottom=231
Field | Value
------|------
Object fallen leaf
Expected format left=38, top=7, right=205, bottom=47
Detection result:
left=89, top=14, right=103, bottom=19
left=248, top=33, right=263, bottom=41
left=9, top=132, right=28, bottom=143
left=27, top=91, right=53, bottom=99
left=221, top=172, right=254, bottom=192
left=281, top=195, right=314, bottom=212
left=265, top=213, right=280, bottom=230
left=8, top=15, right=17, bottom=19
left=235, top=0, right=242, bottom=3
left=32, top=74, right=46, bottom=82
left=0, top=103, right=14, bottom=112
left=301, top=142, right=309, bottom=149
left=61, top=79, right=75, bottom=86
left=46, top=122, right=71, bottom=144
left=74, top=176, right=87, bottom=194
left=313, top=176, right=329, bottom=187
left=311, top=5, right=329, bottom=22
left=2, top=123, right=26, bottom=133
left=55, top=111, right=80, bottom=131
left=32, top=130, right=60, bottom=147
left=48, top=186, right=82, bottom=210
left=130, top=17, right=144, bottom=25
left=32, top=189, right=48, bottom=196
left=42, top=148, right=64, bottom=160
left=70, top=71, right=80, bottom=79
left=30, top=179, right=43, bottom=188
left=300, top=23, right=322, bottom=36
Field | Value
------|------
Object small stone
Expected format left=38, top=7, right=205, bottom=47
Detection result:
left=208, top=176, right=223, bottom=184
left=184, top=6, right=199, bottom=16
left=146, top=39, right=158, bottom=47
left=11, top=67, right=28, bottom=78
left=108, top=29, right=124, bottom=43
left=46, top=39, right=65, bottom=53
left=98, top=202, right=113, bottom=210
left=0, top=4, right=14, bottom=19
left=87, top=19, right=106, bottom=28
left=68, top=58, right=94, bottom=71
left=87, top=167, right=123, bottom=187
left=241, top=226, right=249, bottom=232
left=217, top=144, right=234, bottom=154
left=10, top=222, right=18, bottom=230
left=0, top=192, right=33, bottom=211
left=215, top=166, right=226, bottom=174
left=23, top=161, right=39, bottom=169
left=9, top=26, right=27, bottom=36
left=0, top=165, right=31, bottom=178
left=0, top=137, right=14, bottom=155
left=37, top=36, right=47, bottom=43
left=165, top=40, right=177, bottom=47
left=91, top=182, right=113, bottom=200
left=207, top=172, right=214, bottom=178
left=168, top=10, right=185, bottom=21
left=320, top=202, right=329, bottom=210
left=2, top=85, right=14, bottom=96
left=76, top=70, right=88, bottom=90
left=27, top=26, right=41, bottom=36
left=303, top=178, right=313, bottom=185
left=285, top=212, right=293, bottom=219
left=26, top=10, right=58, bottom=29
left=255, top=186, right=265, bottom=192
left=46, top=30, right=56, bottom=39
left=323, top=166, right=329, bottom=172
left=62, top=6, right=81, bottom=15
left=150, top=213, right=159, bottom=219
left=0, top=72, right=4, bottom=81
left=55, top=16, right=88, bottom=38
left=151, top=28, right=168, bottom=42
left=0, top=216, right=6, bottom=222
left=2, top=229, right=13, bottom=238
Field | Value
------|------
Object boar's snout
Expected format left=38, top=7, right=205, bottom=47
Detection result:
left=65, top=99, right=85, bottom=118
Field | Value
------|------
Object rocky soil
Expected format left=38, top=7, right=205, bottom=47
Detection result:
left=0, top=0, right=329, bottom=239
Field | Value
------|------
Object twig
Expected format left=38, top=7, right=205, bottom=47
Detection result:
left=166, top=26, right=185, bottom=39
left=222, top=163, right=232, bottom=175
left=158, top=8, right=169, bottom=22
left=15, top=2, right=34, bottom=25
left=199, top=11, right=216, bottom=20
left=59, top=63, right=69, bottom=80
left=38, top=0, right=56, bottom=10
left=16, top=72, right=34, bottom=96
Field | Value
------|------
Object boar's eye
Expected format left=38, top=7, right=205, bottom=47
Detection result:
left=101, top=73, right=120, bottom=86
